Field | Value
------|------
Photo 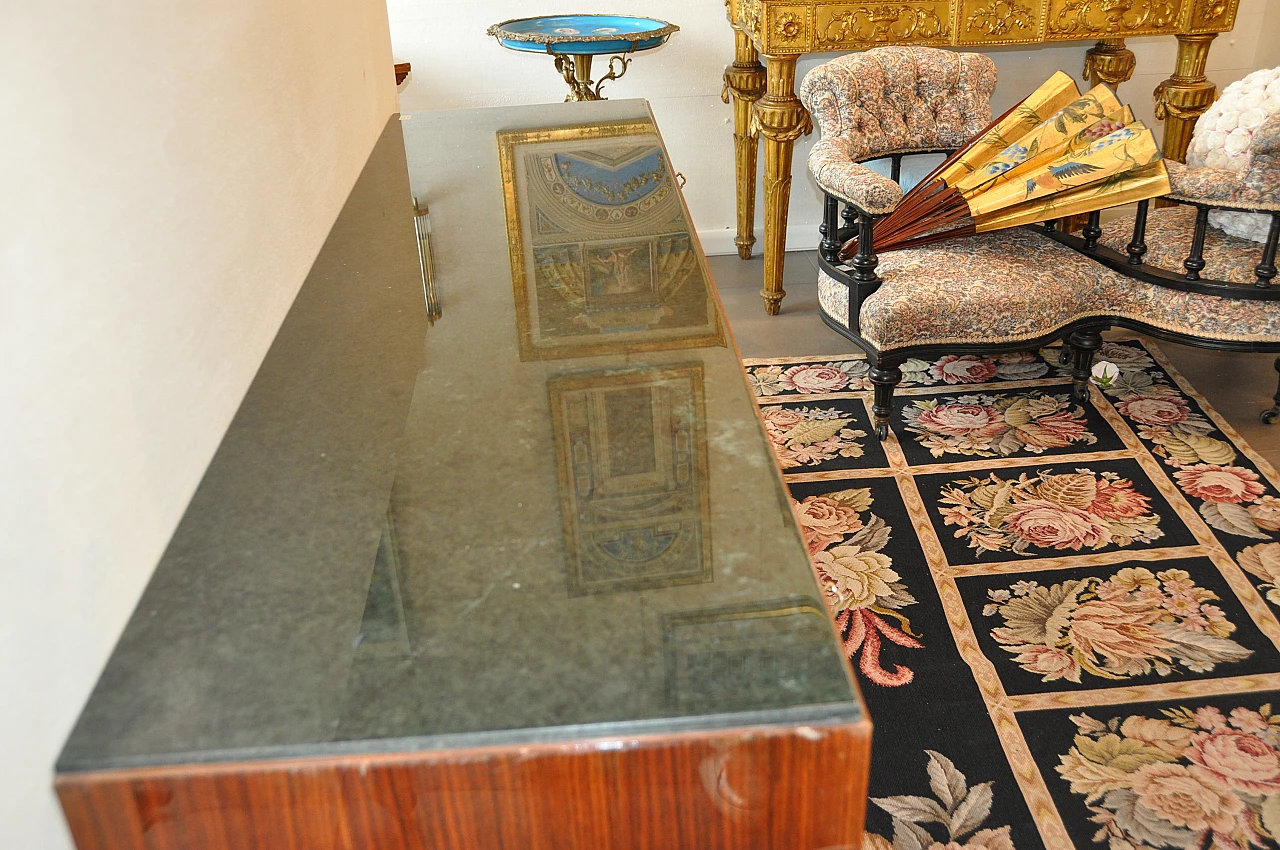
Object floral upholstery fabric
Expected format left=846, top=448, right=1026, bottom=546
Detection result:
left=1245, top=114, right=1280, bottom=195
left=818, top=228, right=1280, bottom=351
left=1165, top=160, right=1280, bottom=212
left=800, top=47, right=996, bottom=213
left=1099, top=206, right=1269, bottom=286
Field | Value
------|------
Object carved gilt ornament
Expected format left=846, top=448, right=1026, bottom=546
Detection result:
left=1048, top=0, right=1178, bottom=34
left=816, top=4, right=949, bottom=45
left=965, top=0, right=1037, bottom=36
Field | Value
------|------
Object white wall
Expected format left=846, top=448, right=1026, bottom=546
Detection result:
left=0, top=0, right=396, bottom=846
left=390, top=0, right=1276, bottom=255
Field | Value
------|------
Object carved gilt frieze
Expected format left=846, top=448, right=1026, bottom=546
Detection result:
left=960, top=0, right=1043, bottom=42
left=730, top=0, right=1237, bottom=51
left=1184, top=0, right=1237, bottom=32
left=738, top=0, right=765, bottom=40
left=1045, top=0, right=1180, bottom=37
left=814, top=2, right=952, bottom=48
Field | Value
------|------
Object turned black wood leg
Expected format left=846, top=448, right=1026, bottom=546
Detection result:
left=1262, top=356, right=1280, bottom=425
left=869, top=362, right=903, bottom=440
left=1058, top=341, right=1073, bottom=366
left=819, top=194, right=840, bottom=264
left=1068, top=328, right=1103, bottom=403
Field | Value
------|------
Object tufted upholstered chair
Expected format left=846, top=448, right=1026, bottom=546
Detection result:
left=1095, top=115, right=1280, bottom=286
left=799, top=47, right=1280, bottom=439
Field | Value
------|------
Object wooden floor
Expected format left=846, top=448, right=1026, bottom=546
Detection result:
left=709, top=249, right=1280, bottom=470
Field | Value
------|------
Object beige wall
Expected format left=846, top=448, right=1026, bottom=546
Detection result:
left=0, top=0, right=396, bottom=845
left=391, top=0, right=1275, bottom=254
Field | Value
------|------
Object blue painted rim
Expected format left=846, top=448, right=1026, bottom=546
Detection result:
left=488, top=14, right=677, bottom=55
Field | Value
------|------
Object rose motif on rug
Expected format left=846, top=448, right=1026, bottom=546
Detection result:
left=1059, top=704, right=1280, bottom=849
left=1097, top=345, right=1280, bottom=541
left=983, top=567, right=1250, bottom=683
left=760, top=405, right=867, bottom=469
left=865, top=750, right=1013, bottom=850
left=903, top=391, right=1096, bottom=458
left=902, top=351, right=1052, bottom=387
left=794, top=487, right=922, bottom=686
left=748, top=360, right=870, bottom=396
left=938, top=469, right=1163, bottom=556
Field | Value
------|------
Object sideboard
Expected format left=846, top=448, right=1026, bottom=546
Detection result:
left=55, top=100, right=871, bottom=850
left=721, top=0, right=1241, bottom=313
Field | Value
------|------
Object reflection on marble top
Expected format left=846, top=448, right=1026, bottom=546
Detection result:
left=58, top=101, right=860, bottom=773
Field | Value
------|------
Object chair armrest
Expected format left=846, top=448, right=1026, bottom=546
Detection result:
left=808, top=138, right=903, bottom=216
left=1166, top=160, right=1280, bottom=213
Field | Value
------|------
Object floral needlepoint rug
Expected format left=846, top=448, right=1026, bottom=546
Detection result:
left=744, top=340, right=1280, bottom=850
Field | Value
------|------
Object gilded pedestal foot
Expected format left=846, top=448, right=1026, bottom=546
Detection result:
left=723, top=31, right=765, bottom=261
left=755, top=54, right=811, bottom=315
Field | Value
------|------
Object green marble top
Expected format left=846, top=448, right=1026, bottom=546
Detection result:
left=58, top=101, right=861, bottom=773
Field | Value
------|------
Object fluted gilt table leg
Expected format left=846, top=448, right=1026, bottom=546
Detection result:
left=723, top=32, right=766, bottom=261
left=754, top=54, right=811, bottom=315
left=1155, top=34, right=1217, bottom=165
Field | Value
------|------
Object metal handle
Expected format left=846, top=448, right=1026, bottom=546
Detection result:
left=413, top=198, right=442, bottom=324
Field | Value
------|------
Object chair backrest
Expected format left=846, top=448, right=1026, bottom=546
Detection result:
left=1246, top=114, right=1280, bottom=195
left=799, top=47, right=997, bottom=163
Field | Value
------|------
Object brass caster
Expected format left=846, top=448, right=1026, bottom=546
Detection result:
left=1262, top=407, right=1279, bottom=425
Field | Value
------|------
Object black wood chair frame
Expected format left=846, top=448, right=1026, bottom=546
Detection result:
left=817, top=150, right=1280, bottom=439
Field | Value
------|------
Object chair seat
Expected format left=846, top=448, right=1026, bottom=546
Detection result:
left=1099, top=205, right=1265, bottom=286
left=817, top=226, right=1280, bottom=352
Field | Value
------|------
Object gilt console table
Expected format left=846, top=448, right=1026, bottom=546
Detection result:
left=55, top=101, right=870, bottom=850
left=722, top=0, right=1240, bottom=314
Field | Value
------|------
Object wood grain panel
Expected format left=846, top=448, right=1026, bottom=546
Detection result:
left=57, top=722, right=871, bottom=850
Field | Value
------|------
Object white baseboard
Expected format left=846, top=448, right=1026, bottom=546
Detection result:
left=697, top=224, right=817, bottom=257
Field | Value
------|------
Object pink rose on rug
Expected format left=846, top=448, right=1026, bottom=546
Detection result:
left=761, top=407, right=805, bottom=432
left=1002, top=500, right=1111, bottom=550
left=1007, top=645, right=1079, bottom=682
left=1128, top=762, right=1243, bottom=833
left=1115, top=395, right=1190, bottom=426
left=1174, top=464, right=1266, bottom=504
left=794, top=496, right=863, bottom=554
left=915, top=402, right=1005, bottom=437
left=1098, top=341, right=1154, bottom=368
left=1186, top=728, right=1280, bottom=795
left=1088, top=478, right=1153, bottom=520
left=928, top=355, right=998, bottom=384
left=779, top=363, right=849, bottom=393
